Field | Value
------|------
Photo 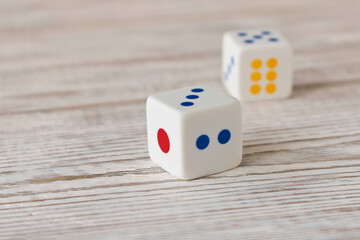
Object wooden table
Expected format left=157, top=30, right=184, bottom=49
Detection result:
left=1, top=0, right=360, bottom=239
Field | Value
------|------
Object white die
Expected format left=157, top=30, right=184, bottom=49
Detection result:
left=222, top=29, right=292, bottom=101
left=146, top=86, right=242, bottom=180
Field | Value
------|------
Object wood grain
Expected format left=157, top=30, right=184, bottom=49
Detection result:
left=1, top=0, right=360, bottom=239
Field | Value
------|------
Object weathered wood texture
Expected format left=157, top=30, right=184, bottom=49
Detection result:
left=1, top=0, right=360, bottom=239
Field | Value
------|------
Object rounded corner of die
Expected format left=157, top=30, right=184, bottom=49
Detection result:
left=231, top=91, right=244, bottom=102
left=233, top=98, right=242, bottom=111
left=222, top=33, right=228, bottom=42
left=177, top=173, right=194, bottom=181
left=226, top=95, right=241, bottom=109
left=223, top=31, right=233, bottom=39
left=179, top=108, right=192, bottom=118
left=146, top=95, right=154, bottom=107
left=236, top=155, right=243, bottom=167
left=284, top=88, right=293, bottom=99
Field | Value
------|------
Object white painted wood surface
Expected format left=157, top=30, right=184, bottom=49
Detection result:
left=1, top=0, right=360, bottom=239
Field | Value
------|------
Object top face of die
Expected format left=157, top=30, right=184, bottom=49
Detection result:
left=225, top=29, right=290, bottom=48
left=147, top=85, right=239, bottom=113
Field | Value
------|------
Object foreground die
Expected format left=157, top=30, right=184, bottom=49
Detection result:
left=146, top=86, right=242, bottom=180
left=222, top=29, right=292, bottom=101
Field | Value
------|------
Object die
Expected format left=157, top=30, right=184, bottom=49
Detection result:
left=222, top=29, right=292, bottom=101
left=146, top=85, right=242, bottom=180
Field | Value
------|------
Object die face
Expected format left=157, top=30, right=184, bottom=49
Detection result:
left=182, top=101, right=242, bottom=180
left=146, top=86, right=242, bottom=180
left=147, top=97, right=185, bottom=178
left=238, top=46, right=292, bottom=101
left=222, top=29, right=292, bottom=101
left=222, top=35, right=239, bottom=97
left=227, top=29, right=289, bottom=48
left=150, top=85, right=238, bottom=112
